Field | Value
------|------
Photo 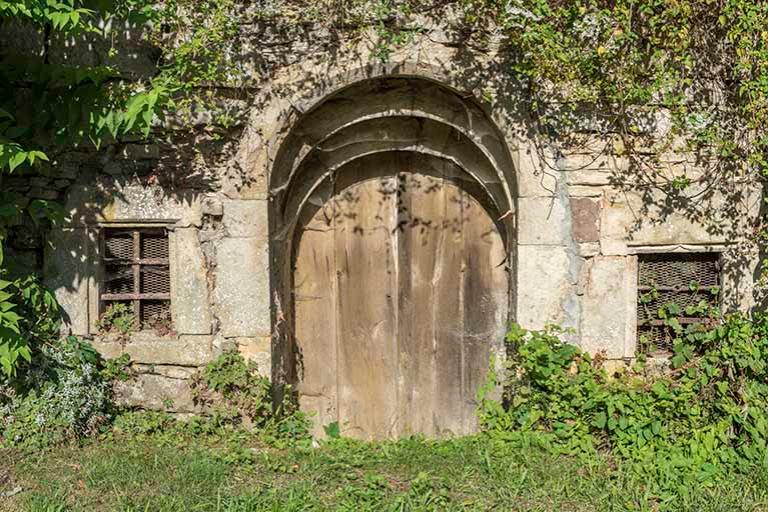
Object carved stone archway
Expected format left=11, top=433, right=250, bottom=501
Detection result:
left=270, top=76, right=516, bottom=439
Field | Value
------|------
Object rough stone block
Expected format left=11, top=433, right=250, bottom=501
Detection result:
left=568, top=185, right=604, bottom=197
left=49, top=23, right=158, bottom=79
left=110, top=183, right=203, bottom=227
left=215, top=237, right=271, bottom=338
left=89, top=339, right=123, bottom=360
left=128, top=335, right=213, bottom=366
left=0, top=20, right=44, bottom=61
left=103, top=161, right=124, bottom=175
left=516, top=245, right=577, bottom=330
left=202, top=196, right=224, bottom=216
left=562, top=152, right=628, bottom=171
left=517, top=197, right=570, bottom=245
left=172, top=228, right=212, bottom=335
left=721, top=246, right=760, bottom=313
left=30, top=188, right=59, bottom=200
left=212, top=334, right=237, bottom=357
left=5, top=177, right=30, bottom=190
left=577, top=242, right=601, bottom=257
left=579, top=256, right=636, bottom=359
left=599, top=237, right=628, bottom=256
left=64, top=175, right=203, bottom=227
left=598, top=191, right=741, bottom=254
left=568, top=168, right=618, bottom=187
left=223, top=199, right=269, bottom=238
left=55, top=161, right=80, bottom=180
left=30, top=177, right=51, bottom=188
left=115, top=373, right=198, bottom=413
left=559, top=135, right=618, bottom=156
left=570, top=197, right=600, bottom=243
left=236, top=336, right=272, bottom=378
left=44, top=228, right=97, bottom=336
left=120, top=144, right=161, bottom=160
left=133, top=364, right=198, bottom=380
left=92, top=335, right=213, bottom=366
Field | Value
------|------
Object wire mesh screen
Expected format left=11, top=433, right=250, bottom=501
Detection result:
left=101, top=227, right=172, bottom=332
left=637, top=253, right=720, bottom=354
left=104, top=231, right=133, bottom=259
left=141, top=231, right=169, bottom=259
left=140, top=266, right=171, bottom=294
left=638, top=255, right=719, bottom=289
left=141, top=300, right=171, bottom=326
left=104, top=265, right=134, bottom=294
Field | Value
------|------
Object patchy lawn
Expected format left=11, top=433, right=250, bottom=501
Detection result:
left=3, top=433, right=768, bottom=512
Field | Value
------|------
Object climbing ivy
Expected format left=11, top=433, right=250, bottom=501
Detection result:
left=462, top=1, right=766, bottom=193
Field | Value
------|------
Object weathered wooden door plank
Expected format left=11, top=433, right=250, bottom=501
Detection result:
left=334, top=166, right=399, bottom=439
left=429, top=173, right=467, bottom=437
left=395, top=167, right=444, bottom=436
left=292, top=179, right=338, bottom=436
left=460, top=188, right=508, bottom=432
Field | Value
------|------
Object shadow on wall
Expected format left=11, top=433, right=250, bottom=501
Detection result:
left=40, top=167, right=221, bottom=335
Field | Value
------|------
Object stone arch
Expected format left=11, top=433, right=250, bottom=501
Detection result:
left=270, top=75, right=515, bottom=212
left=235, top=57, right=529, bottom=200
left=268, top=74, right=517, bottom=438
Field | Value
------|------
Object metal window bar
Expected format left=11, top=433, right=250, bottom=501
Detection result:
left=636, top=253, right=720, bottom=354
left=100, top=228, right=171, bottom=327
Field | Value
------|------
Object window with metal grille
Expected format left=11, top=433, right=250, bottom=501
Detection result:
left=100, top=227, right=171, bottom=330
left=637, top=253, right=721, bottom=354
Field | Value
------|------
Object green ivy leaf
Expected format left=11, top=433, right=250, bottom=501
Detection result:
left=8, top=150, right=27, bottom=171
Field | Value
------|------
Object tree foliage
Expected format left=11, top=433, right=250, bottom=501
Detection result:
left=0, top=0, right=141, bottom=375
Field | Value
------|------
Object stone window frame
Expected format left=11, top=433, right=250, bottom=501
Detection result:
left=90, top=221, right=178, bottom=335
left=628, top=245, right=725, bottom=357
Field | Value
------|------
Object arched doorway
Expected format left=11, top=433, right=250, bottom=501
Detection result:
left=270, top=77, right=515, bottom=439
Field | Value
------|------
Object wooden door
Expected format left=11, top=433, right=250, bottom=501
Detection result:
left=292, top=154, right=508, bottom=439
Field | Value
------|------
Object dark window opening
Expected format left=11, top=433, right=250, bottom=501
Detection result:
left=637, top=253, right=721, bottom=355
left=100, top=227, right=171, bottom=330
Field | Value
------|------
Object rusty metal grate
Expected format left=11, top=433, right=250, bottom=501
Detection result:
left=140, top=266, right=171, bottom=294
left=141, top=300, right=171, bottom=326
left=104, top=265, right=134, bottom=294
left=637, top=253, right=720, bottom=354
left=141, top=233, right=169, bottom=259
left=100, top=227, right=172, bottom=329
left=104, top=231, right=133, bottom=260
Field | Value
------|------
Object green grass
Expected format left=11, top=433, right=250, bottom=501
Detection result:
left=2, top=433, right=768, bottom=512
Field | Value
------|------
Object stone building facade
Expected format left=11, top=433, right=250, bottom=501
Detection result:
left=3, top=14, right=762, bottom=439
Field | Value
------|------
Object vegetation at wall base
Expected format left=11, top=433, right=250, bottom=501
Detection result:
left=0, top=334, right=126, bottom=450
left=0, top=348, right=304, bottom=451
left=479, top=315, right=768, bottom=501
left=4, top=321, right=768, bottom=509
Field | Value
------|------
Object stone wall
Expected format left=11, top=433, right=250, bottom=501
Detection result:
left=3, top=13, right=763, bottom=417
